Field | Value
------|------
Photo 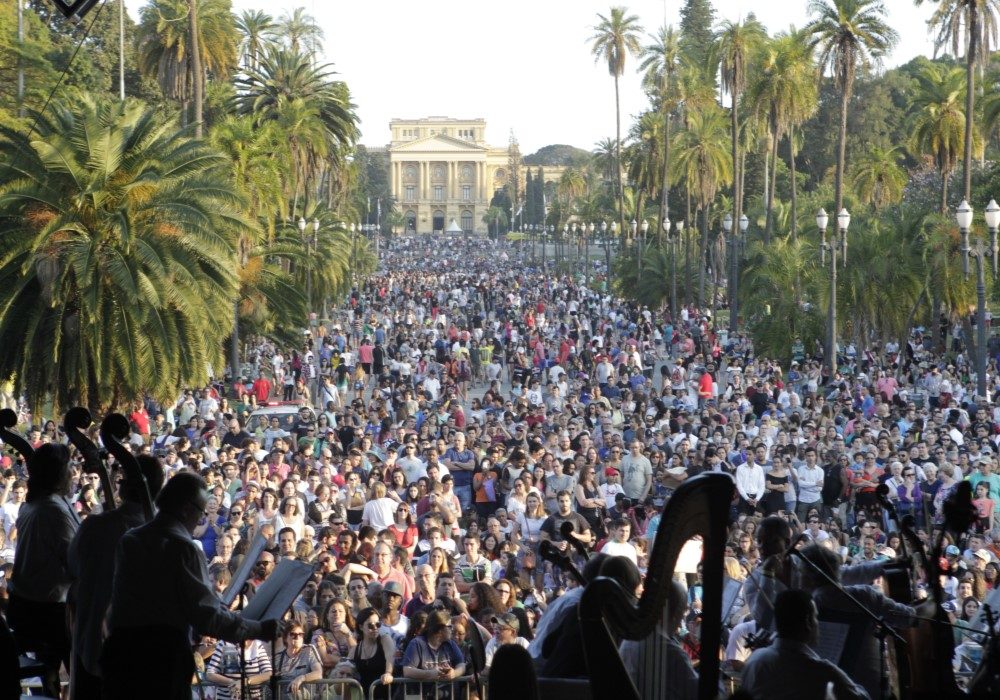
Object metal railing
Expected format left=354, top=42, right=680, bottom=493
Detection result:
left=194, top=678, right=365, bottom=700
left=367, top=675, right=477, bottom=700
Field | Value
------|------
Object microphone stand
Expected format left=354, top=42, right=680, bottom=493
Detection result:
left=790, top=548, right=905, bottom=700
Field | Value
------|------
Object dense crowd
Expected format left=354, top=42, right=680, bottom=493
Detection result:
left=3, top=235, right=1000, bottom=698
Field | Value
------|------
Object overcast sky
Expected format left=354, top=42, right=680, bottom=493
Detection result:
left=129, top=0, right=940, bottom=153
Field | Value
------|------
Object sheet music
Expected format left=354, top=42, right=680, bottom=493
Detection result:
left=221, top=531, right=268, bottom=607
left=241, top=559, right=314, bottom=622
left=813, top=621, right=850, bottom=664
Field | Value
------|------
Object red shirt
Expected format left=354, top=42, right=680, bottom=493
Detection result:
left=698, top=373, right=713, bottom=399
left=130, top=409, right=150, bottom=436
left=251, top=377, right=272, bottom=403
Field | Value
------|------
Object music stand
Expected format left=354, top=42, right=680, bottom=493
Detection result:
left=241, top=559, right=316, bottom=700
left=221, top=532, right=268, bottom=608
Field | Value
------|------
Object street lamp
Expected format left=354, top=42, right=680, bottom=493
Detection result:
left=817, top=207, right=849, bottom=380
left=957, top=200, right=999, bottom=401
left=639, top=219, right=649, bottom=281
left=586, top=222, right=595, bottom=287
left=298, top=217, right=310, bottom=319
left=601, top=221, right=609, bottom=279
left=734, top=214, right=748, bottom=333
left=665, top=218, right=677, bottom=319
left=723, top=213, right=734, bottom=334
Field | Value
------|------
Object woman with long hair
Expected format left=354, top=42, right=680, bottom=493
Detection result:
left=514, top=492, right=546, bottom=548
left=401, top=610, right=466, bottom=685
left=274, top=620, right=323, bottom=696
left=389, top=468, right=408, bottom=501
left=256, top=488, right=279, bottom=526
left=351, top=607, right=396, bottom=699
left=467, top=581, right=504, bottom=620
left=387, top=502, right=419, bottom=558
left=318, top=598, right=357, bottom=666
left=362, top=481, right=398, bottom=530
left=505, top=479, right=529, bottom=519
left=575, top=466, right=605, bottom=538
left=426, top=547, right=453, bottom=576
left=274, top=496, right=305, bottom=541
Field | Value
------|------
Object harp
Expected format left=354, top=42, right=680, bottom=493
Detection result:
left=579, top=472, right=732, bottom=700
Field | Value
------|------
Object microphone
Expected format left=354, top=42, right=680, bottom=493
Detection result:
left=560, top=519, right=592, bottom=559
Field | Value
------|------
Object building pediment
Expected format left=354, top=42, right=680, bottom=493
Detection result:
left=390, top=134, right=489, bottom=154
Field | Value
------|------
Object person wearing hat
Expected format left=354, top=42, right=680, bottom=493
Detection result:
left=483, top=611, right=529, bottom=671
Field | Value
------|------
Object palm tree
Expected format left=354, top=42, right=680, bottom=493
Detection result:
left=807, top=0, right=899, bottom=214
left=746, top=30, right=817, bottom=241
left=278, top=7, right=324, bottom=56
left=908, top=61, right=967, bottom=213
left=136, top=0, right=239, bottom=131
left=639, top=24, right=682, bottom=240
left=670, top=104, right=733, bottom=306
left=918, top=0, right=1000, bottom=202
left=483, top=207, right=509, bottom=239
left=236, top=9, right=277, bottom=71
left=558, top=167, right=587, bottom=228
left=0, top=96, right=243, bottom=412
left=715, top=17, right=766, bottom=249
left=850, top=145, right=908, bottom=210
left=590, top=6, right=644, bottom=242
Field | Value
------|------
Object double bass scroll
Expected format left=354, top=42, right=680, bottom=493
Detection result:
left=99, top=413, right=153, bottom=522
left=0, top=407, right=34, bottom=463
left=64, top=407, right=117, bottom=513
left=578, top=472, right=732, bottom=700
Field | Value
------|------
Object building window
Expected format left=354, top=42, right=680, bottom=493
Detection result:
left=433, top=186, right=444, bottom=201
left=404, top=186, right=415, bottom=202
left=461, top=211, right=473, bottom=233
left=462, top=186, right=471, bottom=201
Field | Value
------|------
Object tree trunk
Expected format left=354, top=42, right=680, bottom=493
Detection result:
left=230, top=301, right=240, bottom=383
left=789, top=126, right=798, bottom=241
left=765, top=125, right=778, bottom=244
left=698, top=203, right=710, bottom=307
left=615, top=74, right=626, bottom=245
left=731, top=91, right=741, bottom=329
left=660, top=110, right=671, bottom=243
left=684, top=189, right=692, bottom=306
left=189, top=0, right=203, bottom=139
left=835, top=73, right=851, bottom=214
left=940, top=168, right=950, bottom=215
left=964, top=5, right=978, bottom=202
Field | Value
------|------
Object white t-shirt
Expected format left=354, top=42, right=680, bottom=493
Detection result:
left=600, top=540, right=639, bottom=566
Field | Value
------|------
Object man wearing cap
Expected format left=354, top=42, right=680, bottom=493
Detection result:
left=483, top=612, right=529, bottom=670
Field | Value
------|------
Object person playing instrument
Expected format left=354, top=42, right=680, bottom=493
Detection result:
left=101, top=470, right=279, bottom=700
left=68, top=453, right=165, bottom=699
left=619, top=580, right=699, bottom=700
left=8, top=443, right=80, bottom=698
left=742, top=589, right=870, bottom=700
left=798, top=543, right=916, bottom=700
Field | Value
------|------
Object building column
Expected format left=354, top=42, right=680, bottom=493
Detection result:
left=392, top=161, right=399, bottom=201
left=478, top=162, right=485, bottom=201
left=450, top=162, right=456, bottom=200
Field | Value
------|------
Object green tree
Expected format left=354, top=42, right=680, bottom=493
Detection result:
left=679, top=0, right=717, bottom=67
left=483, top=206, right=509, bottom=239
left=670, top=104, right=733, bottom=306
left=590, top=6, right=644, bottom=243
left=918, top=0, right=1000, bottom=201
left=907, top=61, right=968, bottom=212
left=136, top=0, right=239, bottom=130
left=235, top=9, right=276, bottom=71
left=716, top=17, right=766, bottom=250
left=639, top=24, right=682, bottom=240
left=807, top=0, right=899, bottom=215
left=277, top=7, right=323, bottom=55
left=0, top=96, right=243, bottom=411
left=850, top=145, right=908, bottom=210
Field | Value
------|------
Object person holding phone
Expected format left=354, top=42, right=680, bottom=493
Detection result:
left=401, top=610, right=465, bottom=697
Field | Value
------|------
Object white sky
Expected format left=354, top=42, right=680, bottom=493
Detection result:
left=128, top=0, right=940, bottom=153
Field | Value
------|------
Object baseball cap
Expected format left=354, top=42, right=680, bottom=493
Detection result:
left=945, top=545, right=960, bottom=556
left=383, top=581, right=404, bottom=597
left=974, top=549, right=992, bottom=563
left=605, top=467, right=620, bottom=477
left=491, top=612, right=520, bottom=632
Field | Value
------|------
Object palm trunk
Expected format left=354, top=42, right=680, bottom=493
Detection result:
left=765, top=125, right=778, bottom=244
left=940, top=168, right=950, bottom=215
left=189, top=0, right=203, bottom=139
left=698, top=202, right=710, bottom=307
left=614, top=74, right=626, bottom=245
left=684, top=189, right=692, bottom=306
left=731, top=92, right=741, bottom=328
left=660, top=110, right=671, bottom=243
left=789, top=126, right=798, bottom=241
left=964, top=6, right=978, bottom=202
left=230, top=302, right=240, bottom=382
left=835, top=74, right=851, bottom=214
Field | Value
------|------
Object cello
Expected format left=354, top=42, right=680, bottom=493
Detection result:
left=64, top=407, right=117, bottom=513
left=0, top=408, right=33, bottom=464
left=99, top=413, right=153, bottom=522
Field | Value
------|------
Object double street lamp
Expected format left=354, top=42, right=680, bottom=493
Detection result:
left=723, top=212, right=750, bottom=334
left=956, top=199, right=1000, bottom=400
left=816, top=207, right=851, bottom=380
left=298, top=216, right=320, bottom=320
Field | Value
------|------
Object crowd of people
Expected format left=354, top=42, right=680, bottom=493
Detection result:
left=2, top=234, right=1000, bottom=699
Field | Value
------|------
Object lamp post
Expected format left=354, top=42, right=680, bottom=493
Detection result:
left=817, top=207, right=850, bottom=380
left=563, top=223, right=569, bottom=271
left=312, top=217, right=321, bottom=319
left=601, top=221, right=609, bottom=276
left=723, top=212, right=734, bottom=333
left=734, top=213, right=748, bottom=333
left=638, top=219, right=649, bottom=281
left=586, top=222, right=594, bottom=287
left=298, top=217, right=310, bottom=319
left=958, top=199, right=1000, bottom=401
left=665, top=218, right=677, bottom=320
left=349, top=222, right=357, bottom=290
left=676, top=219, right=685, bottom=309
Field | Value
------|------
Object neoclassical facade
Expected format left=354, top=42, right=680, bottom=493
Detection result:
left=387, top=117, right=564, bottom=235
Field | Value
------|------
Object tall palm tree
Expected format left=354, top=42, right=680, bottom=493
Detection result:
left=639, top=24, right=682, bottom=240
left=590, top=6, right=644, bottom=242
left=715, top=18, right=766, bottom=249
left=908, top=61, right=968, bottom=213
left=747, top=30, right=817, bottom=241
left=807, top=0, right=899, bottom=214
left=236, top=9, right=277, bottom=71
left=918, top=0, right=1000, bottom=202
left=136, top=0, right=238, bottom=130
left=0, top=96, right=243, bottom=412
left=278, top=7, right=324, bottom=56
left=850, top=145, right=908, bottom=210
left=670, top=104, right=733, bottom=306
left=592, top=137, right=619, bottom=183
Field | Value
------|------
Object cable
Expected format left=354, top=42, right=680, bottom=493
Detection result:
left=19, top=0, right=109, bottom=144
